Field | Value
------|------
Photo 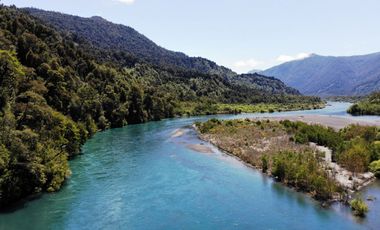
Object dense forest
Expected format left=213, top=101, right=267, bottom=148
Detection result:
left=22, top=7, right=321, bottom=98
left=0, top=5, right=321, bottom=207
left=348, top=92, right=380, bottom=115
left=24, top=7, right=236, bottom=77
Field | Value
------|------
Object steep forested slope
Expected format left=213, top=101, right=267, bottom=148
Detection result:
left=23, top=7, right=308, bottom=98
left=261, top=53, right=380, bottom=96
left=24, top=8, right=235, bottom=78
left=0, top=5, right=320, bottom=207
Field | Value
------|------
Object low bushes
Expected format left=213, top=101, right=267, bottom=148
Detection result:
left=369, top=160, right=380, bottom=178
left=281, top=120, right=343, bottom=151
left=271, top=151, right=339, bottom=200
left=350, top=198, right=369, bottom=217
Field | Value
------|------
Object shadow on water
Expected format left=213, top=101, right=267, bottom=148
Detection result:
left=0, top=194, right=43, bottom=214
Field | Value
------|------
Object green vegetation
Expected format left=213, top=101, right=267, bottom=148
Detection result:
left=217, top=102, right=324, bottom=114
left=325, top=96, right=363, bottom=103
left=350, top=198, right=369, bottom=217
left=0, top=5, right=323, bottom=207
left=337, top=125, right=379, bottom=173
left=281, top=121, right=380, bottom=174
left=369, top=160, right=380, bottom=178
left=196, top=118, right=380, bottom=201
left=271, top=151, right=339, bottom=200
left=281, top=120, right=342, bottom=151
left=177, top=101, right=324, bottom=116
left=348, top=92, right=380, bottom=115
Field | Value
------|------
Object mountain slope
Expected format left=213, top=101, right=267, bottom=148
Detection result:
left=261, top=53, right=380, bottom=96
left=24, top=7, right=235, bottom=78
left=23, top=7, right=306, bottom=98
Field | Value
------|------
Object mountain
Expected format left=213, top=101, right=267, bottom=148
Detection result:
left=22, top=8, right=307, bottom=98
left=24, top=8, right=236, bottom=78
left=261, top=53, right=380, bottom=96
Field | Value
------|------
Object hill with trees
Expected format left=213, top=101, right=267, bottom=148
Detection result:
left=24, top=7, right=236, bottom=78
left=23, top=7, right=310, bottom=99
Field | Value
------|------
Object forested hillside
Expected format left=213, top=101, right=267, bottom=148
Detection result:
left=0, top=5, right=320, bottom=207
left=24, top=7, right=235, bottom=78
left=23, top=7, right=309, bottom=99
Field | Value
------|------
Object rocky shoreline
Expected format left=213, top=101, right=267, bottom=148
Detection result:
left=309, top=143, right=376, bottom=193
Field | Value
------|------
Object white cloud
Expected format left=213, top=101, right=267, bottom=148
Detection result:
left=230, top=52, right=312, bottom=73
left=276, top=52, right=311, bottom=62
left=115, top=0, right=135, bottom=5
left=232, top=59, right=264, bottom=73
left=234, top=58, right=262, bottom=69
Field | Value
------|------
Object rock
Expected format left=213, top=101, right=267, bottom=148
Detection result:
left=367, top=195, right=376, bottom=201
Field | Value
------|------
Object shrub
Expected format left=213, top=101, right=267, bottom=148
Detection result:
left=340, top=125, right=378, bottom=142
left=369, top=160, right=380, bottom=178
left=271, top=151, right=338, bottom=200
left=283, top=121, right=342, bottom=150
left=338, top=138, right=371, bottom=173
left=196, top=118, right=221, bottom=133
left=261, top=155, right=269, bottom=173
left=350, top=198, right=369, bottom=217
left=371, top=141, right=380, bottom=161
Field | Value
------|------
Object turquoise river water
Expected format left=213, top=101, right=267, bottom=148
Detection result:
left=1, top=102, right=380, bottom=230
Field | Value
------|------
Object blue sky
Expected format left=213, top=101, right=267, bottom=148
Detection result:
left=2, top=0, right=380, bottom=73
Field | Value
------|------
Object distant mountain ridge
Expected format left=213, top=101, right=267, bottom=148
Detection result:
left=261, top=52, right=380, bottom=96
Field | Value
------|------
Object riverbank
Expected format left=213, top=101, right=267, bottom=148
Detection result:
left=257, top=114, right=380, bottom=130
left=194, top=116, right=380, bottom=204
left=176, top=101, right=326, bottom=116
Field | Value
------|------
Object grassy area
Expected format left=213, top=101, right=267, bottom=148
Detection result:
left=176, top=101, right=325, bottom=116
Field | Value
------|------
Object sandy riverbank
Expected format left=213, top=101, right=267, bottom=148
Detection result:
left=255, top=114, right=380, bottom=130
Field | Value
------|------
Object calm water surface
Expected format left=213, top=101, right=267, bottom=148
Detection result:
left=1, top=102, right=380, bottom=230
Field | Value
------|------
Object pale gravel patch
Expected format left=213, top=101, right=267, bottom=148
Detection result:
left=254, top=115, right=380, bottom=130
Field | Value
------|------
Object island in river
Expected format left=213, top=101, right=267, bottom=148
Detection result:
left=195, top=115, right=380, bottom=212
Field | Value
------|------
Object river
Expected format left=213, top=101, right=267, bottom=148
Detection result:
left=1, top=102, right=380, bottom=230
